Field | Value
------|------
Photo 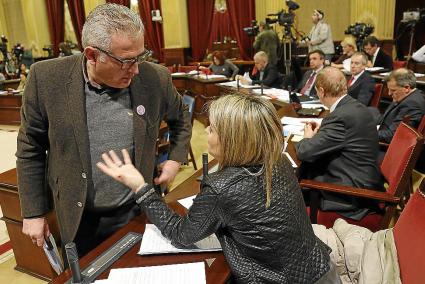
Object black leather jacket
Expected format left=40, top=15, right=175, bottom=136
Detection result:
left=140, top=157, right=330, bottom=283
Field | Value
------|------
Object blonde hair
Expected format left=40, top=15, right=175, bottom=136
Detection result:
left=341, top=36, right=357, bottom=51
left=208, top=94, right=283, bottom=207
left=315, top=67, right=347, bottom=98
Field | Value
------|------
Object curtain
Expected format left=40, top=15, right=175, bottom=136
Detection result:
left=44, top=0, right=65, bottom=56
left=106, top=0, right=130, bottom=8
left=226, top=0, right=255, bottom=60
left=66, top=0, right=86, bottom=51
left=138, top=0, right=164, bottom=62
left=187, top=0, right=215, bottom=61
left=209, top=10, right=233, bottom=49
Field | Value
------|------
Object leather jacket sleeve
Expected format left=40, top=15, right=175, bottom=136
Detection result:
left=139, top=182, right=224, bottom=248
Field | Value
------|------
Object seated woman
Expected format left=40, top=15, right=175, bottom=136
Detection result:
left=331, top=36, right=357, bottom=71
left=199, top=51, right=239, bottom=80
left=97, top=94, right=340, bottom=283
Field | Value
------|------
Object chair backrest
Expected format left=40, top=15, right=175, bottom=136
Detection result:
left=178, top=65, right=198, bottom=73
left=182, top=94, right=195, bottom=124
left=393, top=179, right=425, bottom=284
left=381, top=123, right=424, bottom=196
left=370, top=83, right=383, bottom=107
left=393, top=60, right=407, bottom=70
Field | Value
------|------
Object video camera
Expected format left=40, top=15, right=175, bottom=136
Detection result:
left=243, top=20, right=259, bottom=37
left=265, top=0, right=299, bottom=27
left=0, top=35, right=8, bottom=59
left=345, top=23, right=374, bottom=39
left=12, top=43, right=24, bottom=60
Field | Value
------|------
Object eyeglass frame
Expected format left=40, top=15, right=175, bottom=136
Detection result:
left=94, top=46, right=152, bottom=69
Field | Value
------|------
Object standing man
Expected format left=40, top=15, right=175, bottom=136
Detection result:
left=307, top=10, right=335, bottom=62
left=297, top=50, right=325, bottom=97
left=296, top=67, right=382, bottom=220
left=376, top=68, right=425, bottom=143
left=253, top=22, right=280, bottom=66
left=16, top=4, right=191, bottom=257
left=347, top=52, right=375, bottom=105
left=363, top=36, right=393, bottom=70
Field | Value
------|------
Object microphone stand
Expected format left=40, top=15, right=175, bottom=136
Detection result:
left=236, top=77, right=240, bottom=91
left=260, top=81, right=264, bottom=96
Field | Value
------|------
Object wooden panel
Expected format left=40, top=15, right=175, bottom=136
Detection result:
left=163, top=48, right=188, bottom=66
left=0, top=188, right=22, bottom=221
left=0, top=95, right=21, bottom=125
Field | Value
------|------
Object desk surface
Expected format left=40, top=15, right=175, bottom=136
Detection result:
left=190, top=60, right=255, bottom=67
left=50, top=160, right=230, bottom=284
left=372, top=73, right=425, bottom=86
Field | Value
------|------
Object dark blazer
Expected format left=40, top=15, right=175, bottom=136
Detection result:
left=348, top=71, right=375, bottom=105
left=16, top=54, right=191, bottom=244
left=139, top=157, right=331, bottom=283
left=378, top=89, right=425, bottom=143
left=373, top=48, right=393, bottom=70
left=249, top=63, right=281, bottom=88
left=296, top=95, right=382, bottom=220
left=296, top=69, right=318, bottom=97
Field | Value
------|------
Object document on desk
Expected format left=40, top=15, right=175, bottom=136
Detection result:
left=281, top=116, right=323, bottom=126
left=107, top=262, right=206, bottom=284
left=252, top=88, right=290, bottom=102
left=196, top=74, right=227, bottom=79
left=138, top=224, right=222, bottom=255
left=217, top=80, right=260, bottom=89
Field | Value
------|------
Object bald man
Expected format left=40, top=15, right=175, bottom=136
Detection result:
left=296, top=67, right=382, bottom=221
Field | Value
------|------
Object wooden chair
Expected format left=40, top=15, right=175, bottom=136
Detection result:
left=369, top=83, right=383, bottom=107
left=393, top=60, right=407, bottom=70
left=393, top=179, right=425, bottom=283
left=301, top=123, right=424, bottom=231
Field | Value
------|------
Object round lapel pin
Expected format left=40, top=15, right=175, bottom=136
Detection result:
left=136, top=105, right=145, bottom=116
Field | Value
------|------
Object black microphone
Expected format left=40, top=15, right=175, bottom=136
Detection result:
left=236, top=77, right=240, bottom=91
left=65, top=242, right=83, bottom=284
left=260, top=81, right=264, bottom=96
left=202, top=153, right=209, bottom=178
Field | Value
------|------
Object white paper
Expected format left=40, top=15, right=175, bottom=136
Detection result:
left=217, top=80, right=258, bottom=89
left=379, top=72, right=424, bottom=78
left=171, top=72, right=186, bottom=76
left=366, top=67, right=384, bottom=72
left=283, top=124, right=304, bottom=136
left=196, top=74, right=227, bottom=79
left=138, top=224, right=221, bottom=255
left=342, top=58, right=351, bottom=72
left=300, top=103, right=328, bottom=110
left=281, top=116, right=323, bottom=126
left=178, top=195, right=196, bottom=209
left=284, top=152, right=298, bottom=168
left=252, top=88, right=290, bottom=102
left=107, top=262, right=206, bottom=284
left=43, top=234, right=63, bottom=275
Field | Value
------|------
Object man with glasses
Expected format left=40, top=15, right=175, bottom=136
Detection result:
left=363, top=36, right=393, bottom=71
left=16, top=4, right=191, bottom=259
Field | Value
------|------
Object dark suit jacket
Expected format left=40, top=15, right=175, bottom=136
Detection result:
left=295, top=95, right=382, bottom=219
left=249, top=63, right=281, bottom=88
left=373, top=48, right=393, bottom=70
left=347, top=71, right=375, bottom=105
left=378, top=89, right=425, bottom=143
left=16, top=54, right=191, bottom=244
left=296, top=69, right=318, bottom=97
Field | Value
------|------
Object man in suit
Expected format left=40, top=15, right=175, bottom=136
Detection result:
left=347, top=52, right=375, bottom=105
left=363, top=36, right=393, bottom=70
left=376, top=68, right=425, bottom=143
left=295, top=67, right=382, bottom=220
left=236, top=51, right=281, bottom=88
left=253, top=22, right=280, bottom=66
left=16, top=4, right=191, bottom=258
left=296, top=50, right=325, bottom=97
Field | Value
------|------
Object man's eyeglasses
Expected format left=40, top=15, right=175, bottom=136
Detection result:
left=94, top=47, right=152, bottom=69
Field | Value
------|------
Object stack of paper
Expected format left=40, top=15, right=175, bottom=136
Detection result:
left=252, top=88, right=290, bottom=102
left=217, top=80, right=260, bottom=89
left=138, top=224, right=221, bottom=255
left=92, top=262, right=206, bottom=284
left=196, top=74, right=227, bottom=79
left=281, top=117, right=323, bottom=137
left=379, top=72, right=425, bottom=78
left=366, top=67, right=384, bottom=72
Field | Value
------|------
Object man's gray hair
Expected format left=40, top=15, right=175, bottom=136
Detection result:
left=254, top=51, right=268, bottom=62
left=82, top=3, right=144, bottom=51
left=351, top=51, right=368, bottom=65
left=386, top=68, right=417, bottom=88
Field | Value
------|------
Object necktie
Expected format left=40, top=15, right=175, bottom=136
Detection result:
left=347, top=76, right=355, bottom=87
left=300, top=72, right=316, bottom=95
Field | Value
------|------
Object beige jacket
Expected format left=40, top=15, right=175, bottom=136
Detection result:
left=308, top=21, right=335, bottom=55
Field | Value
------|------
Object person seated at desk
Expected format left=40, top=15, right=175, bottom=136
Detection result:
left=363, top=36, right=393, bottom=70
left=412, top=44, right=425, bottom=63
left=373, top=68, right=425, bottom=144
left=331, top=36, right=357, bottom=71
left=98, top=94, right=341, bottom=284
left=235, top=51, right=281, bottom=88
left=199, top=51, right=239, bottom=80
left=347, top=52, right=375, bottom=105
left=296, top=67, right=382, bottom=221
left=296, top=50, right=325, bottom=97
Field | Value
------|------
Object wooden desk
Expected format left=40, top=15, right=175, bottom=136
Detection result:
left=50, top=160, right=230, bottom=284
left=190, top=60, right=255, bottom=67
left=0, top=169, right=60, bottom=281
left=0, top=94, right=22, bottom=125
left=1, top=79, right=20, bottom=90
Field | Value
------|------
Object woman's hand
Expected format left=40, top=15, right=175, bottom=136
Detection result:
left=96, top=149, right=146, bottom=193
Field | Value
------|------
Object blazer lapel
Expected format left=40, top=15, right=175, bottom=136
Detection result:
left=130, top=68, right=149, bottom=170
left=65, top=56, right=91, bottom=175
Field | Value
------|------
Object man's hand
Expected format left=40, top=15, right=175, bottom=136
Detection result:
left=154, top=160, right=180, bottom=186
left=303, top=122, right=320, bottom=138
left=22, top=217, right=50, bottom=247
